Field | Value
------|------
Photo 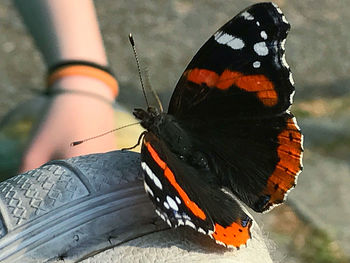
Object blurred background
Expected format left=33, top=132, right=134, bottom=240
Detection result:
left=0, top=0, right=349, bottom=262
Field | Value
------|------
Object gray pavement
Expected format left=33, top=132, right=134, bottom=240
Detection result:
left=1, top=0, right=349, bottom=262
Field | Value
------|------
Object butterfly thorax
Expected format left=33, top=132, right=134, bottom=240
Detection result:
left=134, top=107, right=209, bottom=169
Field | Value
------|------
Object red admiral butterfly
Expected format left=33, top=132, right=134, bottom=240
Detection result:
left=134, top=2, right=303, bottom=248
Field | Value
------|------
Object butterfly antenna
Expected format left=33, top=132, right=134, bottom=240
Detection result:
left=144, top=68, right=164, bottom=112
left=71, top=122, right=141, bottom=146
left=129, top=34, right=149, bottom=108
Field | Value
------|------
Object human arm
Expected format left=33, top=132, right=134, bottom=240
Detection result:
left=14, top=0, right=118, bottom=172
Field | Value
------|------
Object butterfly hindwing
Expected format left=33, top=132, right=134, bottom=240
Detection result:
left=141, top=132, right=252, bottom=248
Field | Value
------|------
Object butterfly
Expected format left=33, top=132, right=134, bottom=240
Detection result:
left=133, top=2, right=303, bottom=248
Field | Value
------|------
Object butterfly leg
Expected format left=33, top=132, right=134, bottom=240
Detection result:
left=121, top=131, right=147, bottom=151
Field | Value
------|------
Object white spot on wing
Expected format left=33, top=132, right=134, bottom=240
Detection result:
left=254, top=42, right=269, bottom=56
left=175, top=196, right=181, bottom=204
left=163, top=201, right=170, bottom=209
left=215, top=240, right=226, bottom=247
left=182, top=214, right=191, bottom=220
left=253, top=61, right=261, bottom=68
left=241, top=11, right=254, bottom=20
left=143, top=182, right=154, bottom=197
left=166, top=196, right=179, bottom=211
left=141, top=162, right=163, bottom=190
left=271, top=3, right=289, bottom=24
left=272, top=2, right=283, bottom=14
left=214, top=32, right=245, bottom=50
left=260, top=31, right=267, bottom=40
left=185, top=220, right=196, bottom=229
left=198, top=227, right=206, bottom=234
left=282, top=15, right=289, bottom=24
left=256, top=21, right=260, bottom=26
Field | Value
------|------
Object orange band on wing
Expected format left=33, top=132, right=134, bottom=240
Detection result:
left=145, top=141, right=207, bottom=220
left=186, top=68, right=278, bottom=106
left=264, top=117, right=302, bottom=204
left=212, top=219, right=252, bottom=248
left=186, top=68, right=220, bottom=87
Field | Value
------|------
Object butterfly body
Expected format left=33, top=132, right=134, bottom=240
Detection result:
left=134, top=2, right=303, bottom=248
left=135, top=108, right=210, bottom=169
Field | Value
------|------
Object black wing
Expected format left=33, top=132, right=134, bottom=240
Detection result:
left=169, top=2, right=294, bottom=118
left=141, top=132, right=252, bottom=248
left=167, top=2, right=303, bottom=212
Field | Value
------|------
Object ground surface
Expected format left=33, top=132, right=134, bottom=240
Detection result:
left=0, top=1, right=349, bottom=262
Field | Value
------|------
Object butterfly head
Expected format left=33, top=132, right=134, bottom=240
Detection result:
left=133, top=106, right=160, bottom=130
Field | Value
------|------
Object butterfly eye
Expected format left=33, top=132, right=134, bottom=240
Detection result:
left=147, top=106, right=159, bottom=116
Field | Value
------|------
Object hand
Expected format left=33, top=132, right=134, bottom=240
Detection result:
left=19, top=76, right=117, bottom=173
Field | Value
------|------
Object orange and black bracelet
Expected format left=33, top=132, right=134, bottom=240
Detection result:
left=46, top=60, right=119, bottom=98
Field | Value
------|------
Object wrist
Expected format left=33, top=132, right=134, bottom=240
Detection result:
left=47, top=61, right=119, bottom=101
left=48, top=76, right=117, bottom=102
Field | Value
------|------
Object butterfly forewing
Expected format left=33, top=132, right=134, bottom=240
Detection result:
left=168, top=2, right=294, bottom=118
left=166, top=2, right=303, bottom=212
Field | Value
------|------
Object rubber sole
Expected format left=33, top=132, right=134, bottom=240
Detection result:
left=0, top=151, right=161, bottom=263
